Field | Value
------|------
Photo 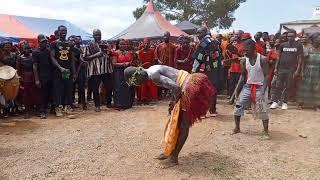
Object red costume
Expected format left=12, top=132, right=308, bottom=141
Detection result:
left=155, top=42, right=176, bottom=67
left=229, top=42, right=243, bottom=73
left=136, top=41, right=158, bottom=101
left=267, top=48, right=279, bottom=87
left=175, top=45, right=194, bottom=73
left=256, top=40, right=266, bottom=55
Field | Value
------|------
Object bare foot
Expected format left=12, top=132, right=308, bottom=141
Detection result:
left=232, top=128, right=240, bottom=135
left=209, top=112, right=218, bottom=117
left=154, top=153, right=168, bottom=160
left=227, top=100, right=234, bottom=105
left=261, top=131, right=270, bottom=140
left=159, top=158, right=178, bottom=169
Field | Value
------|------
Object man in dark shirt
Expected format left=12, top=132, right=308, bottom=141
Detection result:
left=270, top=31, right=303, bottom=110
left=71, top=35, right=87, bottom=110
left=33, top=34, right=53, bottom=119
left=50, top=25, right=76, bottom=117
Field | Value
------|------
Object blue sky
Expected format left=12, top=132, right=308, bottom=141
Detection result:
left=219, top=0, right=318, bottom=34
left=0, top=0, right=318, bottom=38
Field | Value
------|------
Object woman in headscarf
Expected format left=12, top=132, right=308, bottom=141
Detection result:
left=297, top=32, right=320, bottom=111
left=111, top=40, right=135, bottom=110
left=16, top=42, right=41, bottom=118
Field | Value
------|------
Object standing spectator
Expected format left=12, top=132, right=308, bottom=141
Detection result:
left=50, top=25, right=76, bottom=117
left=155, top=32, right=176, bottom=98
left=192, top=27, right=218, bottom=116
left=300, top=34, right=312, bottom=53
left=112, top=40, right=135, bottom=110
left=206, top=39, right=222, bottom=116
left=270, top=30, right=303, bottom=110
left=72, top=36, right=87, bottom=110
left=136, top=38, right=158, bottom=103
left=33, top=34, right=53, bottom=119
left=155, top=32, right=176, bottom=67
left=221, top=35, right=232, bottom=96
left=175, top=36, right=194, bottom=73
left=99, top=40, right=114, bottom=107
left=192, top=27, right=215, bottom=73
left=228, top=31, right=244, bottom=101
left=254, top=32, right=266, bottom=55
left=296, top=32, right=320, bottom=111
left=17, top=43, right=41, bottom=119
left=266, top=35, right=280, bottom=95
left=263, top=32, right=271, bottom=52
left=84, top=29, right=113, bottom=112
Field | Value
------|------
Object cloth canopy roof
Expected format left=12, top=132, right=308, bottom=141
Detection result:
left=302, top=24, right=320, bottom=35
left=109, top=1, right=188, bottom=41
left=0, top=14, right=92, bottom=41
left=175, top=21, right=200, bottom=34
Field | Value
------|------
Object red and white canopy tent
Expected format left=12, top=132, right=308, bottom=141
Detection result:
left=109, top=0, right=188, bottom=41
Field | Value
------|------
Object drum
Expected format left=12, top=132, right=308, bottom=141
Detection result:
left=0, top=65, right=20, bottom=100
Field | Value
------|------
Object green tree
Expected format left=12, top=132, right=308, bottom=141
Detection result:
left=132, top=0, right=246, bottom=29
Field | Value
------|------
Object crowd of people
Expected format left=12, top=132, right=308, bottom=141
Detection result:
left=0, top=24, right=319, bottom=121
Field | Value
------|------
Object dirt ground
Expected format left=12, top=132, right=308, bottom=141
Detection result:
left=0, top=97, right=319, bottom=180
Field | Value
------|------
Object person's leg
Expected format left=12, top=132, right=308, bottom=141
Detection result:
left=229, top=73, right=236, bottom=98
left=87, top=78, right=93, bottom=102
left=262, top=120, right=269, bottom=134
left=102, top=73, right=113, bottom=107
left=229, top=72, right=240, bottom=103
left=233, top=85, right=250, bottom=133
left=282, top=71, right=293, bottom=104
left=65, top=78, right=74, bottom=106
left=165, top=111, right=190, bottom=166
left=157, top=111, right=190, bottom=168
left=225, top=68, right=230, bottom=96
left=91, top=75, right=101, bottom=111
left=53, top=76, right=63, bottom=117
left=40, top=80, right=49, bottom=118
left=270, top=72, right=286, bottom=108
left=233, top=115, right=241, bottom=133
left=269, top=75, right=278, bottom=100
left=71, top=82, right=76, bottom=105
left=77, top=76, right=87, bottom=110
left=256, top=86, right=270, bottom=137
left=209, top=94, right=217, bottom=116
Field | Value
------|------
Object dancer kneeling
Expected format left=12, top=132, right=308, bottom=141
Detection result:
left=124, top=65, right=215, bottom=167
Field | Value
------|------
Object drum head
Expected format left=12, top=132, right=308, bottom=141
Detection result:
left=0, top=65, right=17, bottom=80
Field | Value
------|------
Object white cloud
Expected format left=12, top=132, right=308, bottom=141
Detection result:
left=0, top=0, right=143, bottom=39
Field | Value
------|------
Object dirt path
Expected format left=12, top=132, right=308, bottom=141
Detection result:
left=0, top=99, right=319, bottom=179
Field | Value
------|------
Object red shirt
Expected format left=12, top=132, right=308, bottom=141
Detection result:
left=112, top=51, right=133, bottom=63
left=137, top=48, right=155, bottom=68
left=175, top=45, right=194, bottom=72
left=155, top=42, right=176, bottom=67
left=256, top=41, right=266, bottom=55
left=229, top=42, right=243, bottom=73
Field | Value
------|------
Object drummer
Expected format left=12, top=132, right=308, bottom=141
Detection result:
left=0, top=41, right=20, bottom=117
left=0, top=41, right=17, bottom=67
left=16, top=42, right=41, bottom=119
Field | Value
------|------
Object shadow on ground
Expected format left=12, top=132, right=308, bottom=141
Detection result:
left=0, top=120, right=40, bottom=135
left=173, top=151, right=240, bottom=178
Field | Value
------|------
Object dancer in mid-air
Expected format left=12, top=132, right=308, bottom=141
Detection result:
left=124, top=65, right=215, bottom=167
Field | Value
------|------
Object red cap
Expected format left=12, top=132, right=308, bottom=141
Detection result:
left=143, top=38, right=151, bottom=43
left=241, top=33, right=251, bottom=40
